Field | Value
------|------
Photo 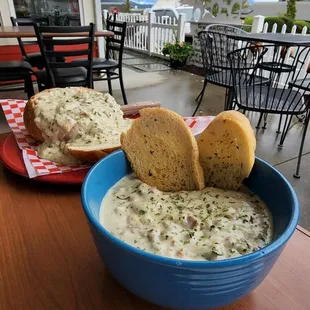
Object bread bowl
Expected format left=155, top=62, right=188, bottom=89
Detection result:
left=24, top=87, right=132, bottom=164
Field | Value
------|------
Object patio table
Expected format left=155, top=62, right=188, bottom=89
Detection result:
left=0, top=26, right=114, bottom=38
left=0, top=130, right=310, bottom=309
left=228, top=32, right=310, bottom=46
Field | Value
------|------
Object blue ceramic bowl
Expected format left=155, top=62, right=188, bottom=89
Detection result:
left=81, top=150, right=299, bottom=310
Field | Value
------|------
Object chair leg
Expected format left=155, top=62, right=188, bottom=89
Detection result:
left=276, top=115, right=283, bottom=133
left=256, top=113, right=264, bottom=129
left=225, top=88, right=235, bottom=110
left=107, top=71, right=113, bottom=96
left=224, top=88, right=228, bottom=107
left=294, top=111, right=310, bottom=178
left=195, top=78, right=207, bottom=102
left=119, top=68, right=128, bottom=105
left=193, top=81, right=208, bottom=116
left=262, top=113, right=268, bottom=129
left=25, top=75, right=34, bottom=99
left=278, top=115, right=293, bottom=147
left=37, top=80, right=44, bottom=92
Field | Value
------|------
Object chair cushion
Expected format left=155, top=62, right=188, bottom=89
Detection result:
left=0, top=61, right=33, bottom=81
left=72, top=58, right=118, bottom=70
left=0, top=60, right=33, bottom=72
left=35, top=67, right=87, bottom=86
left=92, top=58, right=118, bottom=70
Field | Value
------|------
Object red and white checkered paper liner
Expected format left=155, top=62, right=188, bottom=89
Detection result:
left=0, top=99, right=214, bottom=179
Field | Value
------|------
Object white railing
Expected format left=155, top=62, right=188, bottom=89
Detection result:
left=117, top=13, right=148, bottom=23
left=103, top=10, right=186, bottom=57
left=251, top=15, right=310, bottom=85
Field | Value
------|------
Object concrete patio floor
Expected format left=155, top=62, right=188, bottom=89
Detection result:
left=0, top=67, right=309, bottom=229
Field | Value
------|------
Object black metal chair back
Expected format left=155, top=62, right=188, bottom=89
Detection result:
left=198, top=30, right=247, bottom=87
left=228, top=44, right=310, bottom=178
left=228, top=45, right=310, bottom=115
left=193, top=25, right=249, bottom=116
left=33, top=23, right=95, bottom=88
left=10, top=16, right=49, bottom=59
left=105, top=18, right=127, bottom=64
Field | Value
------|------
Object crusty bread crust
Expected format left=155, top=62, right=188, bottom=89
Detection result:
left=121, top=107, right=205, bottom=192
left=23, top=87, right=125, bottom=163
left=24, top=91, right=46, bottom=142
left=67, top=145, right=120, bottom=163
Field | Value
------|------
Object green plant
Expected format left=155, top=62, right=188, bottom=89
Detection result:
left=243, top=16, right=253, bottom=32
left=162, top=40, right=193, bottom=63
left=123, top=0, right=131, bottom=13
left=294, top=20, right=310, bottom=33
left=212, top=3, right=220, bottom=17
left=242, top=16, right=310, bottom=34
left=285, top=0, right=296, bottom=20
left=220, top=8, right=228, bottom=17
left=232, top=3, right=240, bottom=14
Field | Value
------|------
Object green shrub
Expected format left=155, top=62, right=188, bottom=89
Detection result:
left=212, top=3, right=219, bottom=17
left=162, top=41, right=193, bottom=63
left=243, top=16, right=310, bottom=34
left=285, top=0, right=297, bottom=20
left=243, top=16, right=253, bottom=32
left=294, top=20, right=310, bottom=33
left=232, top=3, right=240, bottom=14
left=265, top=16, right=293, bottom=32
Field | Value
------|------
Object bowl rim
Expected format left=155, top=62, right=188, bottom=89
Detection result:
left=81, top=150, right=300, bottom=267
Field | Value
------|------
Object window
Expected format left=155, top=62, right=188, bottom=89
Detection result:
left=12, top=0, right=81, bottom=26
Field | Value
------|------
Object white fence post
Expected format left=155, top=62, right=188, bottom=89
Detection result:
left=94, top=0, right=105, bottom=58
left=147, top=12, right=155, bottom=56
left=251, top=15, right=265, bottom=33
left=103, top=9, right=108, bottom=24
left=176, top=13, right=186, bottom=42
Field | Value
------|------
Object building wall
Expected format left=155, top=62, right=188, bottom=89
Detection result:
left=0, top=0, right=16, bottom=45
left=81, top=0, right=95, bottom=25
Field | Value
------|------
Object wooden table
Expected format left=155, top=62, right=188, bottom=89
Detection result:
left=0, top=26, right=114, bottom=38
left=0, top=132, right=309, bottom=310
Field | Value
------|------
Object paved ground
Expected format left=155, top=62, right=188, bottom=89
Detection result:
left=1, top=59, right=309, bottom=230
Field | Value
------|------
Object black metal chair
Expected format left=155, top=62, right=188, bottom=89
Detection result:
left=0, top=61, right=34, bottom=99
left=228, top=44, right=310, bottom=178
left=10, top=16, right=49, bottom=70
left=33, top=23, right=95, bottom=90
left=193, top=24, right=249, bottom=116
left=90, top=18, right=128, bottom=105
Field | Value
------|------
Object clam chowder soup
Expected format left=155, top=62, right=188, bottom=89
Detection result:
left=100, top=174, right=273, bottom=261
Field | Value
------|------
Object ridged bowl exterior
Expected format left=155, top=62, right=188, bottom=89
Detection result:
left=81, top=150, right=299, bottom=310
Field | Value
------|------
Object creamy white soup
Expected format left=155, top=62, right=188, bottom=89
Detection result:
left=100, top=174, right=273, bottom=261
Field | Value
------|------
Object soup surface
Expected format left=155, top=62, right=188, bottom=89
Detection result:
left=100, top=174, right=273, bottom=261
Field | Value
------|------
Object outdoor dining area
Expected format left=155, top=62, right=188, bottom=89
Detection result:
left=1, top=13, right=310, bottom=310
left=193, top=23, right=310, bottom=179
left=0, top=15, right=128, bottom=104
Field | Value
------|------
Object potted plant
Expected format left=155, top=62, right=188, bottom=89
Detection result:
left=162, top=40, right=193, bottom=68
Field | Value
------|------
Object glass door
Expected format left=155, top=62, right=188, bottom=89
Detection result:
left=12, top=0, right=81, bottom=26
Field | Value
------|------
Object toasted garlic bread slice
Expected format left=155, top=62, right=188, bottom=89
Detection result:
left=121, top=107, right=205, bottom=192
left=197, top=111, right=256, bottom=190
